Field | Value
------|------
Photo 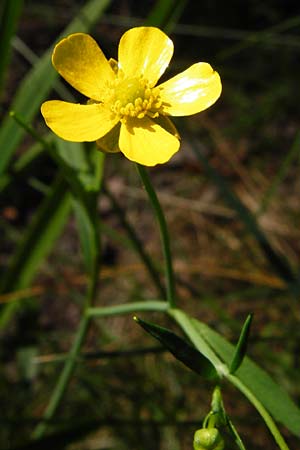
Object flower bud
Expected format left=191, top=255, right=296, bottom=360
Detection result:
left=193, top=428, right=224, bottom=450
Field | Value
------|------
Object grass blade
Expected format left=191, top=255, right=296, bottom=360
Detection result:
left=87, top=301, right=168, bottom=318
left=145, top=0, right=187, bottom=32
left=0, top=175, right=71, bottom=328
left=0, top=0, right=23, bottom=97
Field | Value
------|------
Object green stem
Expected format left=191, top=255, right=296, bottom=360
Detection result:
left=33, top=299, right=167, bottom=438
left=228, top=374, right=290, bottom=450
left=227, top=418, right=247, bottom=450
left=32, top=254, right=99, bottom=439
left=33, top=212, right=100, bottom=439
left=87, top=300, right=168, bottom=318
left=103, top=184, right=165, bottom=298
left=33, top=246, right=100, bottom=439
left=32, top=316, right=89, bottom=439
left=136, top=164, right=176, bottom=307
left=11, top=111, right=103, bottom=439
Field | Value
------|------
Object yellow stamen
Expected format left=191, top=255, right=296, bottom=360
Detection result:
left=106, top=75, right=162, bottom=122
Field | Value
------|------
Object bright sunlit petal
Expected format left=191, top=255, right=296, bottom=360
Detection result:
left=118, top=27, right=174, bottom=86
left=41, top=27, right=222, bottom=164
left=41, top=100, right=118, bottom=142
left=158, top=63, right=222, bottom=116
left=119, top=116, right=180, bottom=166
left=52, top=33, right=115, bottom=101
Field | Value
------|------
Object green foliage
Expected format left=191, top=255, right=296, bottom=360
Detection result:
left=0, top=175, right=71, bottom=328
left=229, top=314, right=252, bottom=374
left=134, top=316, right=218, bottom=380
left=0, top=0, right=23, bottom=96
left=195, top=320, right=300, bottom=436
left=141, top=308, right=299, bottom=448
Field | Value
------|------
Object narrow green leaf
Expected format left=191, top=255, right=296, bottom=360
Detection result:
left=55, top=139, right=104, bottom=274
left=145, top=0, right=187, bottom=32
left=229, top=314, right=252, bottom=374
left=217, top=14, right=300, bottom=61
left=10, top=109, right=98, bottom=213
left=0, top=0, right=111, bottom=176
left=28, top=142, right=103, bottom=438
left=134, top=316, right=218, bottom=380
left=55, top=139, right=90, bottom=175
left=87, top=301, right=168, bottom=318
left=73, top=199, right=100, bottom=276
left=13, top=140, right=44, bottom=172
left=88, top=146, right=105, bottom=194
left=0, top=140, right=44, bottom=193
left=8, top=111, right=102, bottom=284
left=168, top=308, right=226, bottom=374
left=171, top=310, right=293, bottom=447
left=193, top=320, right=300, bottom=436
left=55, top=141, right=96, bottom=273
left=0, top=175, right=71, bottom=328
left=145, top=0, right=176, bottom=26
left=0, top=0, right=23, bottom=96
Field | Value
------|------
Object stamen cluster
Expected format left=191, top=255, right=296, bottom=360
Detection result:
left=106, top=73, right=163, bottom=123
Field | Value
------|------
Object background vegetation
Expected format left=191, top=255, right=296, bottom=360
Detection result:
left=1, top=1, right=300, bottom=449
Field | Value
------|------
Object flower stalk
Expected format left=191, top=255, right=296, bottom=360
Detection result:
left=136, top=164, right=175, bottom=307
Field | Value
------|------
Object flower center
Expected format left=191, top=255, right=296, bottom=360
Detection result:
left=107, top=75, right=162, bottom=122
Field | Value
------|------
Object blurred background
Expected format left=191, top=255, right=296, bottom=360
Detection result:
left=1, top=0, right=300, bottom=449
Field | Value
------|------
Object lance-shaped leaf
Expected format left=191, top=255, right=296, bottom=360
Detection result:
left=170, top=309, right=299, bottom=446
left=134, top=316, right=218, bottom=380
left=230, top=314, right=252, bottom=374
left=193, top=319, right=300, bottom=436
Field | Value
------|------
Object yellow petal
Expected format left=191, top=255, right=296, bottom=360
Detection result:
left=158, top=63, right=222, bottom=116
left=118, top=27, right=173, bottom=87
left=119, top=117, right=180, bottom=166
left=52, top=33, right=115, bottom=101
left=41, top=100, right=118, bottom=142
left=153, top=115, right=180, bottom=140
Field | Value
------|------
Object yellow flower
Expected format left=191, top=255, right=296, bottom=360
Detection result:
left=41, top=27, right=221, bottom=166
